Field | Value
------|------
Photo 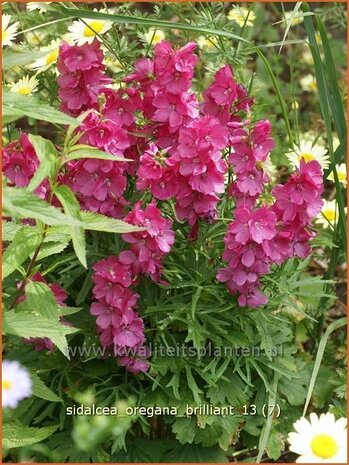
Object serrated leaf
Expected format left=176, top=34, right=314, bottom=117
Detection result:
left=36, top=238, right=71, bottom=261
left=3, top=185, right=83, bottom=226
left=31, top=372, right=62, bottom=403
left=80, top=210, right=144, bottom=233
left=2, top=221, right=23, bottom=242
left=2, top=422, right=59, bottom=448
left=25, top=281, right=61, bottom=320
left=3, top=311, right=78, bottom=358
left=2, top=89, right=77, bottom=126
left=65, top=146, right=129, bottom=163
left=54, top=185, right=87, bottom=268
left=2, top=227, right=42, bottom=278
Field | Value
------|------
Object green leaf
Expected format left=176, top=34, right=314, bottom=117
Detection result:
left=59, top=7, right=249, bottom=43
left=172, top=417, right=197, bottom=445
left=207, top=372, right=248, bottom=406
left=256, top=373, right=279, bottom=463
left=25, top=281, right=61, bottom=320
left=64, top=145, right=129, bottom=163
left=27, top=134, right=58, bottom=191
left=3, top=311, right=78, bottom=358
left=3, top=185, right=83, bottom=227
left=80, top=210, right=145, bottom=233
left=303, top=317, right=347, bottom=416
left=2, top=221, right=24, bottom=242
left=31, top=372, right=62, bottom=403
left=265, top=428, right=285, bottom=460
left=36, top=238, right=71, bottom=261
left=3, top=422, right=59, bottom=448
left=2, top=227, right=42, bottom=279
left=2, top=90, right=77, bottom=126
left=2, top=50, right=48, bottom=69
left=54, top=185, right=87, bottom=268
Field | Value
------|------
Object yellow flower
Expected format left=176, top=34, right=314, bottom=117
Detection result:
left=227, top=6, right=256, bottom=28
left=288, top=412, right=347, bottom=462
left=287, top=140, right=330, bottom=170
left=68, top=9, right=112, bottom=45
left=300, top=74, right=317, bottom=92
left=10, top=75, right=39, bottom=96
left=144, top=28, right=165, bottom=45
left=197, top=36, right=218, bottom=49
left=32, top=39, right=61, bottom=72
left=2, top=14, right=19, bottom=48
left=328, top=164, right=347, bottom=187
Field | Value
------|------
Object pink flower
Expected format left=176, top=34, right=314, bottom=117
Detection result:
left=248, top=207, right=277, bottom=244
left=3, top=133, right=39, bottom=187
left=205, top=65, right=238, bottom=106
left=92, top=256, right=133, bottom=287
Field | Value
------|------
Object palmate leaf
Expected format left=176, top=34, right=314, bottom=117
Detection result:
left=3, top=421, right=59, bottom=449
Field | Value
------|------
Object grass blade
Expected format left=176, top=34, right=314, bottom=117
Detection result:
left=303, top=317, right=347, bottom=416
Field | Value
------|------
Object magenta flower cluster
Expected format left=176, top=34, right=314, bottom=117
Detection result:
left=91, top=201, right=175, bottom=374
left=2, top=39, right=324, bottom=372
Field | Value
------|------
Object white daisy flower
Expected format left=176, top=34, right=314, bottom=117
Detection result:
left=316, top=199, right=347, bottom=229
left=2, top=14, right=19, bottom=48
left=287, top=140, right=330, bottom=170
left=300, top=74, right=317, bottom=92
left=144, top=28, right=165, bottom=45
left=197, top=36, right=218, bottom=49
left=258, top=157, right=276, bottom=180
left=10, top=75, right=39, bottom=96
left=227, top=6, right=256, bottom=28
left=68, top=9, right=112, bottom=45
left=328, top=164, right=347, bottom=187
left=32, top=39, right=61, bottom=72
left=301, top=48, right=314, bottom=65
left=26, top=2, right=51, bottom=13
left=288, top=412, right=347, bottom=462
left=284, top=10, right=304, bottom=26
left=2, top=360, right=32, bottom=408
left=24, top=30, right=47, bottom=47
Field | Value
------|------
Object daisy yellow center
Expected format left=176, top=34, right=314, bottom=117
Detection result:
left=153, top=32, right=163, bottom=43
left=298, top=152, right=315, bottom=163
left=338, top=172, right=346, bottom=182
left=323, top=208, right=336, bottom=222
left=2, top=30, right=8, bottom=42
left=83, top=21, right=104, bottom=37
left=17, top=86, right=32, bottom=95
left=46, top=49, right=58, bottom=65
left=2, top=380, right=12, bottom=390
left=311, top=434, right=338, bottom=459
left=310, top=81, right=317, bottom=91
